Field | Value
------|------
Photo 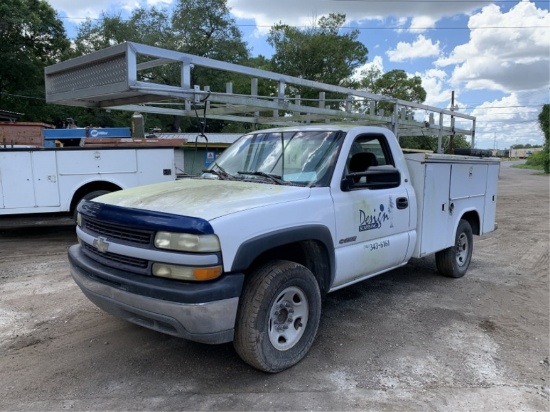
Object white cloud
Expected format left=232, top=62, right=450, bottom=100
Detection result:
left=228, top=0, right=492, bottom=32
left=409, top=15, right=438, bottom=33
left=352, top=55, right=385, bottom=81
left=47, top=0, right=172, bottom=22
left=146, top=0, right=172, bottom=6
left=436, top=1, right=550, bottom=92
left=386, top=35, right=440, bottom=62
left=417, top=69, right=451, bottom=107
left=470, top=91, right=546, bottom=148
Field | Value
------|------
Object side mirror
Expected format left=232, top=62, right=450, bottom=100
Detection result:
left=341, top=175, right=354, bottom=191
left=341, top=165, right=401, bottom=191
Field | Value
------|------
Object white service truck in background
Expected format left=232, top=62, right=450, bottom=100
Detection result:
left=0, top=147, right=176, bottom=220
left=68, top=125, right=499, bottom=373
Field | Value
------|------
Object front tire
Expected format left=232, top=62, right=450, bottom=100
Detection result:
left=234, top=260, right=321, bottom=373
left=435, top=219, right=473, bottom=278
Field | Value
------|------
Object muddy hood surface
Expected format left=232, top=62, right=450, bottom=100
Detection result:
left=95, top=178, right=310, bottom=221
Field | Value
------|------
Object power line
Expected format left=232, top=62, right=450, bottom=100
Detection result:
left=0, top=92, right=45, bottom=101
left=57, top=16, right=548, bottom=31
left=469, top=113, right=541, bottom=117
left=465, top=104, right=546, bottom=109
left=2, top=91, right=545, bottom=114
left=477, top=119, right=540, bottom=125
left=384, top=0, right=543, bottom=2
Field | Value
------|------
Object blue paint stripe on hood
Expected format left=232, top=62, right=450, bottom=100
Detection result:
left=78, top=200, right=214, bottom=234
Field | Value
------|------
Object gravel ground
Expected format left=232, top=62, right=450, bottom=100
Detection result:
left=0, top=161, right=548, bottom=411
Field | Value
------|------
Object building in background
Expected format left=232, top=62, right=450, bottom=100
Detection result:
left=510, top=147, right=544, bottom=159
left=156, top=133, right=242, bottom=175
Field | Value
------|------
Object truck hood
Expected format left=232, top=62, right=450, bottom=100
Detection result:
left=95, top=178, right=310, bottom=221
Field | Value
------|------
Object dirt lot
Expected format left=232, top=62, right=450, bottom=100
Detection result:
left=0, top=161, right=548, bottom=411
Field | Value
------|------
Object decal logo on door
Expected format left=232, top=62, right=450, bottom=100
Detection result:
left=359, top=197, right=395, bottom=232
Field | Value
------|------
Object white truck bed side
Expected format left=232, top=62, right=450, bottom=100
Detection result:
left=405, top=153, right=500, bottom=258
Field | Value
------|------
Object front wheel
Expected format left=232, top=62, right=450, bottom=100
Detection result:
left=233, top=260, right=321, bottom=373
left=435, top=219, right=473, bottom=278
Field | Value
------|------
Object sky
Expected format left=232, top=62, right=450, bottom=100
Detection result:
left=46, top=0, right=550, bottom=149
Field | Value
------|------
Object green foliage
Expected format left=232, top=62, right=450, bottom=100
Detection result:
left=171, top=0, right=248, bottom=61
left=70, top=0, right=250, bottom=132
left=72, top=1, right=249, bottom=88
left=539, top=104, right=549, bottom=143
left=357, top=67, right=430, bottom=149
left=372, top=70, right=426, bottom=103
left=0, top=0, right=70, bottom=122
left=399, top=134, right=471, bottom=153
left=525, top=149, right=549, bottom=170
left=511, top=143, right=542, bottom=149
left=538, top=104, right=549, bottom=173
left=171, top=0, right=250, bottom=96
left=358, top=69, right=426, bottom=115
left=267, top=13, right=368, bottom=106
left=72, top=9, right=172, bottom=57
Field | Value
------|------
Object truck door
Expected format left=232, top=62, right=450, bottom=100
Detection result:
left=330, top=134, right=412, bottom=288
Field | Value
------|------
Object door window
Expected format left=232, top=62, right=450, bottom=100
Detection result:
left=346, top=134, right=393, bottom=174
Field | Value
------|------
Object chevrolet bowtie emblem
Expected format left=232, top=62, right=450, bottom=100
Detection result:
left=93, top=237, right=110, bottom=253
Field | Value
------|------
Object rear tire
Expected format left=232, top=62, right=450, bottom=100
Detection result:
left=234, top=260, right=321, bottom=373
left=436, top=219, right=473, bottom=278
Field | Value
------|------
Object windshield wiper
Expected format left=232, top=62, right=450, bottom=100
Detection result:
left=202, top=163, right=234, bottom=180
left=237, top=170, right=289, bottom=185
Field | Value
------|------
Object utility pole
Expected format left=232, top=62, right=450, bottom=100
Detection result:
left=450, top=91, right=455, bottom=154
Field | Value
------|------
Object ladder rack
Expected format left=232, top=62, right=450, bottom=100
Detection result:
left=45, top=42, right=476, bottom=151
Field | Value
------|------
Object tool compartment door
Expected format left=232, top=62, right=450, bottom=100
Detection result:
left=417, top=163, right=453, bottom=257
left=0, top=151, right=59, bottom=209
left=57, top=149, right=138, bottom=175
left=450, top=163, right=488, bottom=200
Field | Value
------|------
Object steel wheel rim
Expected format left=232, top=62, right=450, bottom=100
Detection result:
left=456, top=232, right=469, bottom=267
left=268, top=286, right=309, bottom=351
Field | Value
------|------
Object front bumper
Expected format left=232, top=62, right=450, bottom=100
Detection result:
left=68, top=245, right=244, bottom=344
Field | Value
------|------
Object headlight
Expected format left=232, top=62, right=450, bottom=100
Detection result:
left=152, top=263, right=222, bottom=281
left=154, top=232, right=220, bottom=252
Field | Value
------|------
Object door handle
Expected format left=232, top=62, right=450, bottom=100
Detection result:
left=396, top=197, right=408, bottom=209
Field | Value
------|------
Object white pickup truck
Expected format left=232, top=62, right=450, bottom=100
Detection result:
left=68, top=125, right=499, bottom=372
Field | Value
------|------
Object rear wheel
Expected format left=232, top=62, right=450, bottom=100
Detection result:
left=435, top=219, right=473, bottom=278
left=234, top=260, right=321, bottom=373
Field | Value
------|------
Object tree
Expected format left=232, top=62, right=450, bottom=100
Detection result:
left=71, top=0, right=250, bottom=132
left=0, top=0, right=70, bottom=122
left=399, top=134, right=470, bottom=152
left=72, top=8, right=172, bottom=57
left=267, top=13, right=368, bottom=106
left=538, top=104, right=549, bottom=173
left=171, top=0, right=248, bottom=61
left=171, top=0, right=250, bottom=132
left=359, top=69, right=426, bottom=115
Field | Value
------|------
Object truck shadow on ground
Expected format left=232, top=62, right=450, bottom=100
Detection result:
left=100, top=258, right=447, bottom=379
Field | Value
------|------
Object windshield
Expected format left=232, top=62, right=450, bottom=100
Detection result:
left=204, top=130, right=343, bottom=186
